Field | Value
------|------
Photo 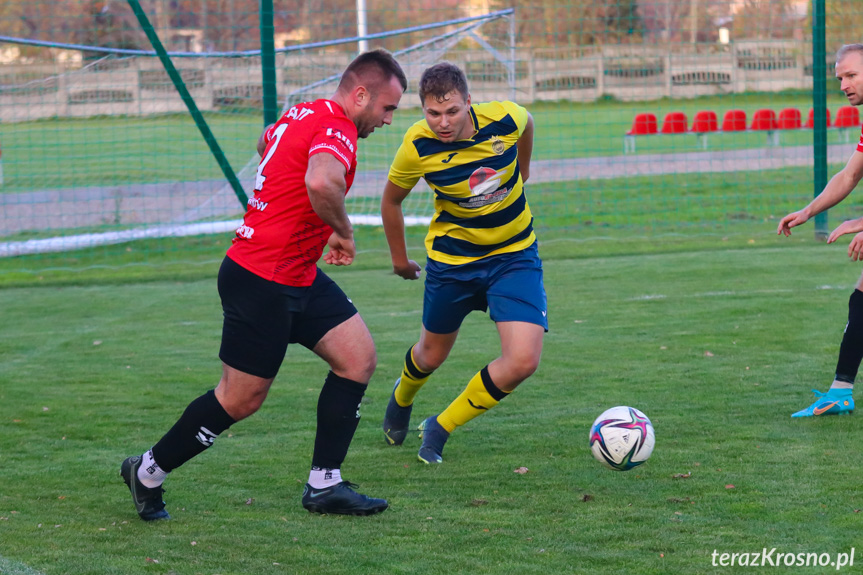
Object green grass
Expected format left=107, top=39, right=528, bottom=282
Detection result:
left=3, top=161, right=859, bottom=286
left=0, top=92, right=854, bottom=193
left=2, top=241, right=863, bottom=574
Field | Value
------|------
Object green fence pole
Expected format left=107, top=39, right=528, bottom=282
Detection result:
left=126, top=0, right=248, bottom=208
left=260, top=0, right=278, bottom=126
left=812, top=0, right=828, bottom=240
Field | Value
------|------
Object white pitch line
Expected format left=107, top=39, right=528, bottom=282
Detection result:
left=626, top=288, right=807, bottom=301
left=0, top=555, right=47, bottom=575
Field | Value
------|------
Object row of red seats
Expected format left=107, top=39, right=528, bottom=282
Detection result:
left=627, top=106, right=861, bottom=135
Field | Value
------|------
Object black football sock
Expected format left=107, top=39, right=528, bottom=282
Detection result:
left=311, top=371, right=366, bottom=471
left=834, top=289, right=863, bottom=386
left=150, top=389, right=236, bottom=472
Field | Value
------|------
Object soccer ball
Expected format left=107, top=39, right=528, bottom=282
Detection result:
left=589, top=406, right=655, bottom=471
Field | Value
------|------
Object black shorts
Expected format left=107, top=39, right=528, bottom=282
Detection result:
left=217, top=256, right=358, bottom=379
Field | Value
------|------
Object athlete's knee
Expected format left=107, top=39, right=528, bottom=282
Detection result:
left=352, top=349, right=377, bottom=383
left=332, top=347, right=376, bottom=383
left=413, top=342, right=449, bottom=372
left=505, top=351, right=542, bottom=382
left=216, top=387, right=268, bottom=421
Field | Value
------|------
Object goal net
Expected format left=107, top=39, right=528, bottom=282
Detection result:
left=0, top=10, right=515, bottom=257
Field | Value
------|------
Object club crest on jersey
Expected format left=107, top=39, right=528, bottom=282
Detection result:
left=468, top=167, right=502, bottom=196
left=235, top=224, right=254, bottom=239
left=490, top=137, right=506, bottom=155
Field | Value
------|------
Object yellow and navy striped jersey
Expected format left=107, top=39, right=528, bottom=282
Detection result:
left=388, top=100, right=535, bottom=265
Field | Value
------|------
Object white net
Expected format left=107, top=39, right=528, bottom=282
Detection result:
left=175, top=11, right=517, bottom=227
left=0, top=11, right=515, bottom=255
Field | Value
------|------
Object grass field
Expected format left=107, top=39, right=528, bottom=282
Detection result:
left=2, top=159, right=857, bottom=286
left=3, top=237, right=863, bottom=574
left=0, top=92, right=854, bottom=192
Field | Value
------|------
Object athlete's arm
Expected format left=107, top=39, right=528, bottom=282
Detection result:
left=778, top=150, right=863, bottom=236
left=306, top=152, right=354, bottom=266
left=381, top=180, right=422, bottom=280
left=257, top=123, right=275, bottom=156
left=518, top=113, right=535, bottom=183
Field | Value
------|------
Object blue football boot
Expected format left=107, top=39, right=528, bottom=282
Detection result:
left=791, top=388, right=854, bottom=418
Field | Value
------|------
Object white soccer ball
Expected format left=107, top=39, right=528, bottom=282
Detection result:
left=589, top=406, right=655, bottom=471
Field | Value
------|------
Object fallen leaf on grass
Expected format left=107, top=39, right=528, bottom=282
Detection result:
left=514, top=467, right=529, bottom=474
left=725, top=484, right=735, bottom=489
left=703, top=351, right=714, bottom=357
left=672, top=472, right=691, bottom=479
left=581, top=494, right=593, bottom=502
left=145, top=558, right=159, bottom=564
left=245, top=498, right=254, bottom=505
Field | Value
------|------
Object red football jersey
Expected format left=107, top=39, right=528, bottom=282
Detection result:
left=227, top=100, right=358, bottom=286
left=858, top=124, right=863, bottom=153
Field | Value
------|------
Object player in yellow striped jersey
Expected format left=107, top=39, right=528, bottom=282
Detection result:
left=380, top=62, right=547, bottom=464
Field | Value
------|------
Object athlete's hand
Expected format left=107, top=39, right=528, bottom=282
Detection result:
left=323, top=232, right=356, bottom=266
left=848, top=232, right=863, bottom=261
left=393, top=260, right=422, bottom=280
left=828, top=218, right=863, bottom=244
left=777, top=209, right=810, bottom=236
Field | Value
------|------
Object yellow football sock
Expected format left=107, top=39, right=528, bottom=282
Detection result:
left=437, top=366, right=509, bottom=433
left=394, top=346, right=432, bottom=407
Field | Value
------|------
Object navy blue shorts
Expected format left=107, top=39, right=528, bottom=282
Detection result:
left=217, top=256, right=358, bottom=379
left=422, top=243, right=548, bottom=335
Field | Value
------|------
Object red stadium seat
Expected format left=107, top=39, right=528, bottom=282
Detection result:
left=721, top=109, right=747, bottom=132
left=690, top=110, right=718, bottom=133
left=777, top=108, right=801, bottom=130
left=660, top=111, right=688, bottom=134
left=805, top=108, right=831, bottom=128
left=834, top=106, right=860, bottom=128
left=626, top=113, right=658, bottom=135
left=750, top=109, right=777, bottom=131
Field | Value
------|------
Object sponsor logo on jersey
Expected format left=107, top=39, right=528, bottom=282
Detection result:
left=468, top=167, right=502, bottom=196
left=456, top=186, right=512, bottom=208
left=325, top=127, right=356, bottom=154
left=248, top=197, right=268, bottom=212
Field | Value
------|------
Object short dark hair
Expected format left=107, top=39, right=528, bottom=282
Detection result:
left=418, top=62, right=469, bottom=106
left=338, top=48, right=407, bottom=94
left=837, top=44, right=863, bottom=63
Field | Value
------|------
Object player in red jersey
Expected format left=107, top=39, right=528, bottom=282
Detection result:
left=778, top=44, right=863, bottom=417
left=121, top=49, right=406, bottom=519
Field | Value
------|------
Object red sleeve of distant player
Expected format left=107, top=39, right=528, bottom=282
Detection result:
left=308, top=115, right=358, bottom=172
left=857, top=124, right=863, bottom=153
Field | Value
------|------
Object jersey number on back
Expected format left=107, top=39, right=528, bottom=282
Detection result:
left=254, top=123, right=289, bottom=192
